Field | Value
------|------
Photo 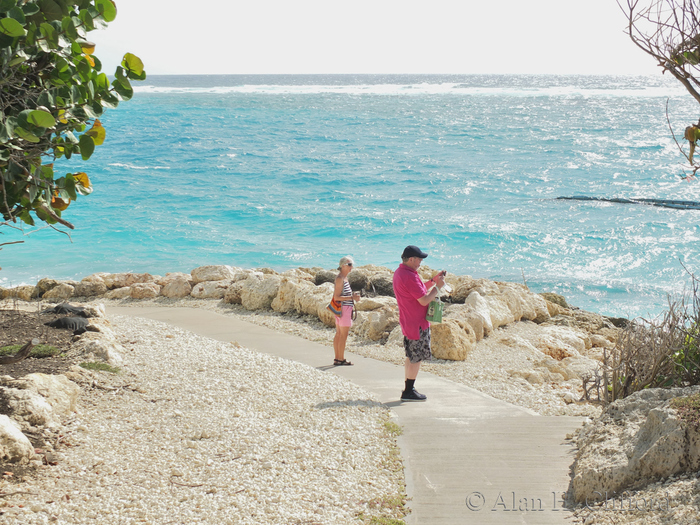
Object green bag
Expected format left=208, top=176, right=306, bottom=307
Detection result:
left=426, top=298, right=443, bottom=323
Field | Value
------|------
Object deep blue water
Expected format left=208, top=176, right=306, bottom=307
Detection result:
left=3, top=74, right=700, bottom=318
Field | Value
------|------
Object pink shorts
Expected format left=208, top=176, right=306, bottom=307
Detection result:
left=335, top=305, right=354, bottom=327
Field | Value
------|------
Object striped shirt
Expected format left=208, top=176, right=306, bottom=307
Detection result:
left=341, top=280, right=353, bottom=306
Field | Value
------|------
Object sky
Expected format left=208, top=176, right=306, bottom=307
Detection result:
left=92, top=0, right=659, bottom=76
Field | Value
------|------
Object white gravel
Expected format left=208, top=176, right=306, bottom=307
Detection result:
left=0, top=314, right=405, bottom=524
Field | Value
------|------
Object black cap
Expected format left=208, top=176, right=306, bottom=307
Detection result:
left=401, top=245, right=428, bottom=259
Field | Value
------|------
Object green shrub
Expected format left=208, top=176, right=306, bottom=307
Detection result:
left=670, top=393, right=700, bottom=429
left=79, top=362, right=120, bottom=374
left=0, top=344, right=62, bottom=358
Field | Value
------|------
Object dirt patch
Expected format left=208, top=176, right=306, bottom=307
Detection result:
left=0, top=307, right=77, bottom=378
left=0, top=307, right=85, bottom=485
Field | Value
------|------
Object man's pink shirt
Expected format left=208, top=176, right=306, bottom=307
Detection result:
left=393, top=263, right=430, bottom=340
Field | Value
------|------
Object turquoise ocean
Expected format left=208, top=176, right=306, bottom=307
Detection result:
left=3, top=74, right=700, bottom=319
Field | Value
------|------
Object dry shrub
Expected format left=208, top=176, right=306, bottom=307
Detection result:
left=583, top=268, right=700, bottom=404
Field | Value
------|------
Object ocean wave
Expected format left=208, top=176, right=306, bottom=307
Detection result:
left=108, top=162, right=171, bottom=170
left=133, top=83, right=689, bottom=99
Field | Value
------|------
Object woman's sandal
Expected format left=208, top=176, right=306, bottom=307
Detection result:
left=333, top=359, right=353, bottom=366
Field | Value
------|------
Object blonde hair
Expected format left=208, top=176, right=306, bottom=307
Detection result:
left=338, top=256, right=355, bottom=269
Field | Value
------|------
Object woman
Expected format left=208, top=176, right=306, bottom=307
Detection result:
left=333, top=256, right=361, bottom=366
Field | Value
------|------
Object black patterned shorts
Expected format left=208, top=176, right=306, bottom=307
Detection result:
left=403, top=327, right=431, bottom=363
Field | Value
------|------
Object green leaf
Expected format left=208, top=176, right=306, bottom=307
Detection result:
left=0, top=17, right=26, bottom=37
left=8, top=6, right=25, bottom=24
left=37, top=91, right=54, bottom=108
left=70, top=84, right=82, bottom=104
left=78, top=133, right=94, bottom=160
left=14, top=126, right=40, bottom=143
left=64, top=174, right=77, bottom=200
left=94, top=0, right=116, bottom=22
left=99, top=91, right=119, bottom=109
left=7, top=52, right=27, bottom=67
left=78, top=9, right=94, bottom=31
left=19, top=209, right=35, bottom=226
left=28, top=109, right=56, bottom=128
left=61, top=15, right=78, bottom=40
left=112, top=80, right=133, bottom=100
left=38, top=163, right=54, bottom=181
left=27, top=181, right=39, bottom=203
left=0, top=0, right=17, bottom=11
left=40, top=0, right=63, bottom=21
left=39, top=22, right=58, bottom=49
left=122, top=52, right=144, bottom=76
left=21, top=2, right=40, bottom=16
left=94, top=72, right=109, bottom=91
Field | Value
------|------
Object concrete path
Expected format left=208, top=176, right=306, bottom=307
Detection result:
left=106, top=306, right=584, bottom=524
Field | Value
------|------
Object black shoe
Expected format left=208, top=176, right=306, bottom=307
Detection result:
left=401, top=388, right=427, bottom=401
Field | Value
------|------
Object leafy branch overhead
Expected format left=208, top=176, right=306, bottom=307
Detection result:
left=0, top=0, right=145, bottom=231
left=619, top=0, right=700, bottom=179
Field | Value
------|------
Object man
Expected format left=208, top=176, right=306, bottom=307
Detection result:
left=392, top=245, right=446, bottom=401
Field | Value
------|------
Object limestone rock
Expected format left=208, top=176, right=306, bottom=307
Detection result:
left=484, top=295, right=515, bottom=329
left=223, top=280, right=245, bottom=304
left=347, top=271, right=368, bottom=291
left=464, top=291, right=494, bottom=337
left=0, top=387, right=55, bottom=427
left=0, top=415, right=35, bottom=463
left=240, top=275, right=282, bottom=311
left=130, top=283, right=161, bottom=299
left=314, top=270, right=336, bottom=286
left=103, top=272, right=156, bottom=289
left=41, top=283, right=75, bottom=301
left=5, top=285, right=35, bottom=301
left=353, top=306, right=399, bottom=341
left=450, top=276, right=500, bottom=303
left=590, top=334, right=614, bottom=348
left=496, top=284, right=549, bottom=323
left=280, top=268, right=315, bottom=281
left=524, top=325, right=588, bottom=361
left=295, top=282, right=334, bottom=317
left=191, top=265, right=240, bottom=284
left=75, top=339, right=124, bottom=366
left=74, top=276, right=108, bottom=297
left=191, top=280, right=230, bottom=300
left=156, top=272, right=191, bottom=286
left=367, top=275, right=394, bottom=297
left=104, top=287, right=132, bottom=300
left=14, top=373, right=80, bottom=415
left=272, top=278, right=313, bottom=313
left=560, top=356, right=599, bottom=379
left=387, top=325, right=404, bottom=347
left=431, top=319, right=476, bottom=361
left=82, top=303, right=106, bottom=318
left=355, top=296, right=397, bottom=312
left=32, top=278, right=62, bottom=298
left=160, top=275, right=193, bottom=298
left=539, top=292, right=569, bottom=308
left=571, top=386, right=700, bottom=503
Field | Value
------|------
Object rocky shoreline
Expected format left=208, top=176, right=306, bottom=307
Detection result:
left=3, top=264, right=700, bottom=523
left=2, top=263, right=629, bottom=417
